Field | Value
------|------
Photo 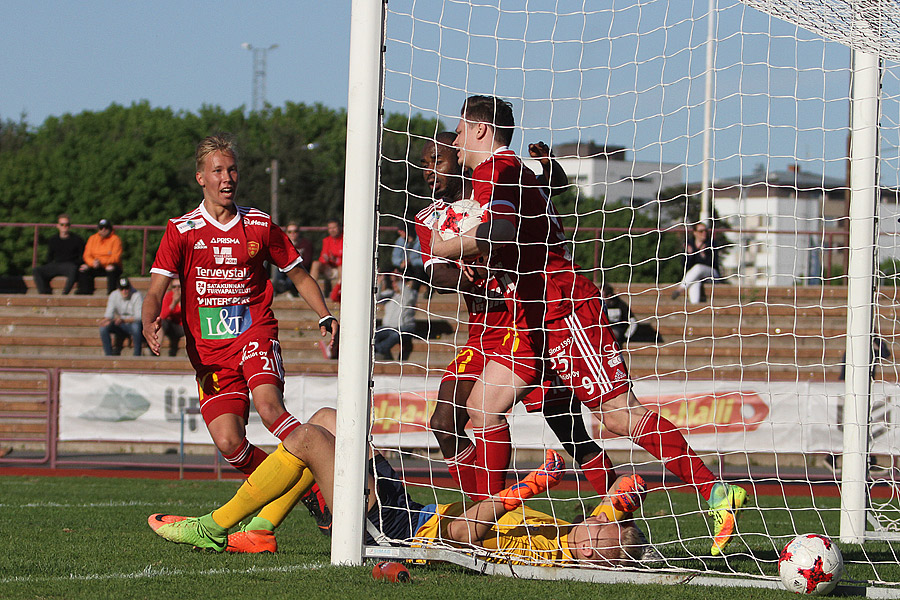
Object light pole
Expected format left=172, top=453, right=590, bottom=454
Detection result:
left=241, top=43, right=278, bottom=112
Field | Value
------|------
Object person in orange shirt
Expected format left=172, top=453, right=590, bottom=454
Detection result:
left=77, top=218, right=123, bottom=295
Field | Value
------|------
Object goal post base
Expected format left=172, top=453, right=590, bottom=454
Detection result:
left=365, top=544, right=900, bottom=596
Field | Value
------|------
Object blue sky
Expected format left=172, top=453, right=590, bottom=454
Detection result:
left=2, top=0, right=878, bottom=182
left=0, top=1, right=352, bottom=125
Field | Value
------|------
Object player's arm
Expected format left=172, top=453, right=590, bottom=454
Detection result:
left=430, top=219, right=515, bottom=260
left=447, top=450, right=565, bottom=544
left=286, top=265, right=339, bottom=344
left=446, top=497, right=512, bottom=544
left=141, top=273, right=172, bottom=356
left=427, top=262, right=479, bottom=294
left=529, top=141, right=569, bottom=198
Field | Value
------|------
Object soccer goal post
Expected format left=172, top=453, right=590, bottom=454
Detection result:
left=334, top=0, right=900, bottom=593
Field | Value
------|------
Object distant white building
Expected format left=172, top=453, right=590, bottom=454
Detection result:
left=525, top=142, right=684, bottom=208
left=709, top=166, right=845, bottom=286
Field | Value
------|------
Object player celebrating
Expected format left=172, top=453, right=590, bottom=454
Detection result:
left=430, top=95, right=748, bottom=556
left=142, top=134, right=338, bottom=553
left=417, top=133, right=619, bottom=500
left=149, top=407, right=645, bottom=567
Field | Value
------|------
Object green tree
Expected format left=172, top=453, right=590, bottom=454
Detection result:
left=553, top=192, right=684, bottom=284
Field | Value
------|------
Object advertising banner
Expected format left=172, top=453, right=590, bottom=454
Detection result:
left=59, top=372, right=900, bottom=454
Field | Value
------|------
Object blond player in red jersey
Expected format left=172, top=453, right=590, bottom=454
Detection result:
left=417, top=133, right=621, bottom=501
left=430, top=96, right=748, bottom=557
left=142, top=134, right=338, bottom=553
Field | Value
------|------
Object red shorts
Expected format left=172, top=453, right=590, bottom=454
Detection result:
left=196, top=337, right=285, bottom=425
left=544, top=297, right=630, bottom=409
left=442, top=325, right=542, bottom=386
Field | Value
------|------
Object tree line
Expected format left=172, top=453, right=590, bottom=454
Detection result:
left=0, top=101, right=695, bottom=283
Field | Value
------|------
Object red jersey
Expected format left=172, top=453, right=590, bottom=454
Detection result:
left=150, top=202, right=302, bottom=371
left=415, top=201, right=509, bottom=343
left=318, top=235, right=343, bottom=267
left=471, top=147, right=598, bottom=329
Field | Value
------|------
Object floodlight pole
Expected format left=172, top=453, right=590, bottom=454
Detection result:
left=241, top=43, right=278, bottom=112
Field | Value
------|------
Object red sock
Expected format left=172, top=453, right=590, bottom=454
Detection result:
left=222, top=438, right=268, bottom=475
left=447, top=444, right=485, bottom=501
left=580, top=452, right=617, bottom=496
left=633, top=410, right=715, bottom=500
left=268, top=412, right=301, bottom=442
left=473, top=422, right=511, bottom=497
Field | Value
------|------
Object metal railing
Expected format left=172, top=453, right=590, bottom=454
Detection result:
left=0, top=368, right=57, bottom=466
left=3, top=220, right=855, bottom=279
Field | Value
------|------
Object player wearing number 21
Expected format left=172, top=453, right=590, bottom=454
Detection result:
left=430, top=96, right=748, bottom=557
left=141, top=134, right=338, bottom=551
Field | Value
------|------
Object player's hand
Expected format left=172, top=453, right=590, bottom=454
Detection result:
left=142, top=317, right=162, bottom=356
left=528, top=141, right=552, bottom=162
left=319, top=316, right=340, bottom=351
left=461, top=263, right=487, bottom=283
left=608, top=474, right=647, bottom=514
left=322, top=320, right=340, bottom=358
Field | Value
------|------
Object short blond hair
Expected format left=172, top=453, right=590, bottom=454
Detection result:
left=195, top=134, right=237, bottom=172
left=617, top=523, right=645, bottom=566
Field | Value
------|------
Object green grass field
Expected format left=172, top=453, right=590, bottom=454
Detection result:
left=3, top=475, right=900, bottom=600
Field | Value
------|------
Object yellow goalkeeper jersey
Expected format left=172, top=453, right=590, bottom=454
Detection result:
left=412, top=502, right=577, bottom=567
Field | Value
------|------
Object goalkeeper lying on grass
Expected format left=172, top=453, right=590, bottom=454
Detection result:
left=149, top=407, right=645, bottom=566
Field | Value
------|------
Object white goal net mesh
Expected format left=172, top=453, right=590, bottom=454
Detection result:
left=361, top=0, right=900, bottom=590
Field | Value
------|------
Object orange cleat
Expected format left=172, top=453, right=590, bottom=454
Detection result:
left=226, top=528, right=277, bottom=554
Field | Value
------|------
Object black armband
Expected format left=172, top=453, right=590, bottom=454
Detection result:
left=319, top=315, right=337, bottom=332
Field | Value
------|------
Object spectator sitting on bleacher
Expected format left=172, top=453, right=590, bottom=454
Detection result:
left=159, top=278, right=184, bottom=357
left=391, top=228, right=425, bottom=289
left=309, top=219, right=343, bottom=302
left=373, top=272, right=418, bottom=361
left=32, top=213, right=84, bottom=295
left=78, top=218, right=123, bottom=295
left=672, top=221, right=720, bottom=304
left=273, top=222, right=315, bottom=296
left=600, top=283, right=638, bottom=346
left=99, top=277, right=144, bottom=356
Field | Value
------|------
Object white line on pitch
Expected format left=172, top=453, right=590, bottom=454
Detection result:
left=0, top=563, right=327, bottom=585
left=0, top=500, right=209, bottom=508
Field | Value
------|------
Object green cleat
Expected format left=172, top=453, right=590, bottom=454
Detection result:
left=150, top=514, right=227, bottom=552
left=707, top=483, right=748, bottom=556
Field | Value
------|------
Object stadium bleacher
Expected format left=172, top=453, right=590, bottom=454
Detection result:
left=1, top=276, right=890, bottom=380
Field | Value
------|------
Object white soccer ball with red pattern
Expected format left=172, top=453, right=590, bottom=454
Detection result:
left=778, top=534, right=843, bottom=595
left=436, top=198, right=486, bottom=241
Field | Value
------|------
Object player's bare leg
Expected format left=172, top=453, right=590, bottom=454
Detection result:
left=206, top=413, right=248, bottom=458
left=249, top=383, right=290, bottom=429
left=431, top=378, right=484, bottom=498
left=596, top=390, right=747, bottom=555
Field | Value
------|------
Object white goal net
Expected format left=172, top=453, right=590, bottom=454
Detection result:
left=335, top=0, right=900, bottom=593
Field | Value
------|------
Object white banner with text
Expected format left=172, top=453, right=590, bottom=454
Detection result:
left=58, top=372, right=900, bottom=455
